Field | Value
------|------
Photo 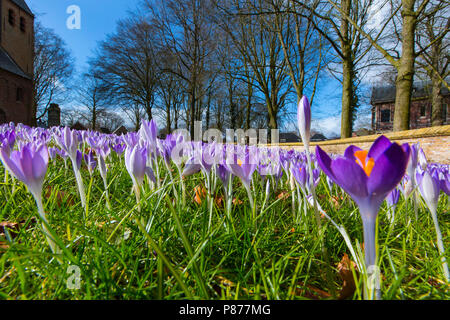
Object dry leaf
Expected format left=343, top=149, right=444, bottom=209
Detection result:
left=193, top=185, right=207, bottom=205
left=0, top=222, right=20, bottom=239
left=232, top=198, right=243, bottom=206
left=294, top=281, right=332, bottom=299
left=45, top=186, right=75, bottom=207
left=0, top=241, right=9, bottom=252
left=329, top=196, right=340, bottom=209
left=0, top=217, right=37, bottom=241
left=337, top=253, right=358, bottom=300
left=214, top=196, right=224, bottom=208
left=276, top=191, right=289, bottom=200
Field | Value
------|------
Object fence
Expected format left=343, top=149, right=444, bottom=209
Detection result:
left=274, top=125, right=450, bottom=164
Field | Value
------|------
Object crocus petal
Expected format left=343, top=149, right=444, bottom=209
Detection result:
left=145, top=167, right=156, bottom=183
left=367, top=143, right=409, bottom=197
left=32, top=146, right=48, bottom=182
left=20, top=145, right=34, bottom=184
left=344, top=145, right=362, bottom=161
left=297, top=96, right=311, bottom=145
left=315, top=146, right=336, bottom=181
left=330, top=158, right=368, bottom=199
left=368, top=135, right=392, bottom=161
left=419, top=170, right=440, bottom=210
left=1, top=148, right=27, bottom=183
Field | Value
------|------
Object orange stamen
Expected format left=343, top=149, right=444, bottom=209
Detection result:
left=354, top=150, right=375, bottom=177
left=237, top=159, right=243, bottom=167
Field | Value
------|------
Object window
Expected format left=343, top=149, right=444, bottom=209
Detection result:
left=443, top=103, right=448, bottom=121
left=16, top=87, right=23, bottom=102
left=381, top=109, right=390, bottom=123
left=420, top=104, right=426, bottom=117
left=8, top=9, right=15, bottom=26
left=20, top=17, right=26, bottom=32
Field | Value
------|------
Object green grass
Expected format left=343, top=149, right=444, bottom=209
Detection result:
left=0, top=156, right=448, bottom=300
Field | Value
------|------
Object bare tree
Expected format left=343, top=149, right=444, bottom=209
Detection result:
left=415, top=5, right=449, bottom=126
left=76, top=73, right=108, bottom=130
left=217, top=0, right=292, bottom=130
left=265, top=0, right=331, bottom=107
left=325, top=0, right=448, bottom=131
left=90, top=16, right=160, bottom=121
left=97, top=111, right=125, bottom=133
left=148, top=0, right=219, bottom=138
left=122, top=104, right=147, bottom=132
left=33, top=21, right=74, bottom=125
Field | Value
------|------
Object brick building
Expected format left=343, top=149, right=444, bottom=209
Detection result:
left=371, top=83, right=449, bottom=132
left=0, top=0, right=34, bottom=125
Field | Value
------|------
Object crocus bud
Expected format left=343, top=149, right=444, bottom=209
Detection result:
left=418, top=170, right=440, bottom=213
left=76, top=150, right=82, bottom=170
left=418, top=148, right=428, bottom=171
left=125, top=145, right=148, bottom=187
left=0, top=142, right=49, bottom=199
left=297, top=96, right=311, bottom=147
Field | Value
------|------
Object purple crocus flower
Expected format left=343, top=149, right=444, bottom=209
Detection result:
left=54, top=127, right=80, bottom=159
left=416, top=168, right=449, bottom=281
left=125, top=144, right=149, bottom=188
left=54, top=127, right=86, bottom=208
left=76, top=150, right=82, bottom=170
left=0, top=142, right=48, bottom=198
left=416, top=168, right=441, bottom=213
left=217, top=163, right=232, bottom=188
left=291, top=162, right=307, bottom=188
left=226, top=146, right=257, bottom=210
left=84, top=150, right=97, bottom=175
left=140, top=119, right=158, bottom=143
left=297, top=96, right=311, bottom=147
left=113, top=143, right=126, bottom=156
left=182, top=156, right=202, bottom=177
left=226, top=146, right=257, bottom=188
left=316, top=135, right=410, bottom=292
left=0, top=142, right=59, bottom=253
left=386, top=188, right=400, bottom=224
left=438, top=170, right=450, bottom=196
left=386, top=188, right=400, bottom=207
left=0, top=130, right=16, bottom=155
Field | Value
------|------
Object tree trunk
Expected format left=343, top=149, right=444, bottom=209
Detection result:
left=267, top=99, right=278, bottom=130
left=340, top=0, right=353, bottom=139
left=341, top=58, right=354, bottom=138
left=92, top=105, right=97, bottom=130
left=189, top=83, right=196, bottom=139
left=393, top=0, right=417, bottom=131
left=429, top=29, right=444, bottom=126
left=431, top=74, right=443, bottom=126
left=166, top=102, right=171, bottom=134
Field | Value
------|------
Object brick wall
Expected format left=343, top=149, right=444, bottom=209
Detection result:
left=275, top=125, right=450, bottom=165
left=0, top=68, right=32, bottom=125
left=1, top=0, right=34, bottom=75
left=374, top=96, right=450, bottom=132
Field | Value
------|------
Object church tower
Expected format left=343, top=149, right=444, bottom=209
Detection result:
left=0, top=0, right=34, bottom=125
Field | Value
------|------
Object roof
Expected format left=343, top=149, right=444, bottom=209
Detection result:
left=311, top=133, right=327, bottom=141
left=371, top=81, right=450, bottom=104
left=279, top=132, right=301, bottom=143
left=0, top=47, right=30, bottom=79
left=10, top=0, right=34, bottom=16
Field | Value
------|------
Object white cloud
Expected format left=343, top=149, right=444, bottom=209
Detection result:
left=312, top=115, right=341, bottom=138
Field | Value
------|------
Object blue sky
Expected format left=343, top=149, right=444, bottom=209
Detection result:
left=27, top=0, right=369, bottom=137
left=28, top=0, right=136, bottom=72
